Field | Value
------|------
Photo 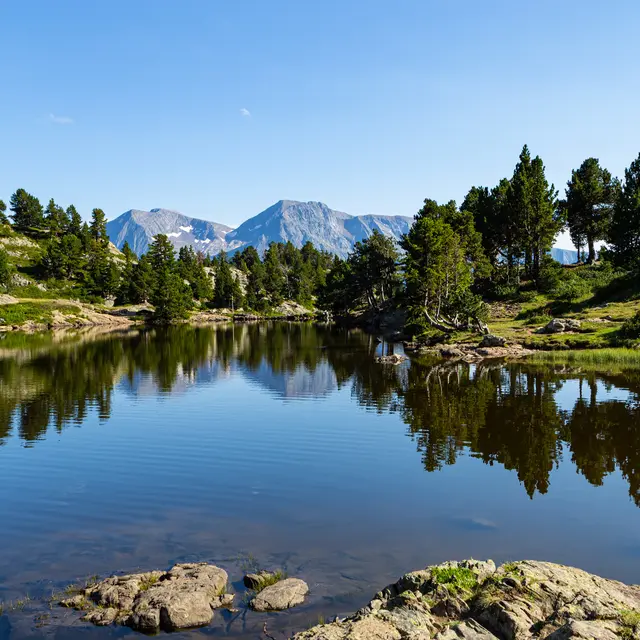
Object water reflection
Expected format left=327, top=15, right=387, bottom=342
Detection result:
left=1, top=323, right=639, bottom=505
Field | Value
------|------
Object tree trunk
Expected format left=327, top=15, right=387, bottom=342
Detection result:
left=587, top=237, right=596, bottom=264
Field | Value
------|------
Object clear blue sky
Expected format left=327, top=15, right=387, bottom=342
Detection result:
left=1, top=0, right=639, bottom=247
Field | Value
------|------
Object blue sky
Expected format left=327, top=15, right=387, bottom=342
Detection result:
left=1, top=1, right=638, bottom=248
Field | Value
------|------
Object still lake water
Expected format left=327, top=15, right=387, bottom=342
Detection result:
left=0, top=322, right=639, bottom=637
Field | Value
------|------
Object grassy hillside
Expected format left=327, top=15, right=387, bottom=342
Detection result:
left=477, top=263, right=640, bottom=350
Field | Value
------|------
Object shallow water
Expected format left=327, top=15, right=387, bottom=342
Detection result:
left=0, top=323, right=639, bottom=638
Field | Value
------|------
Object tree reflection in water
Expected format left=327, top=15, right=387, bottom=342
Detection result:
left=1, top=323, right=639, bottom=504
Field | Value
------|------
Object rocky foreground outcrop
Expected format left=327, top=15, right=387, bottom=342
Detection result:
left=60, top=563, right=232, bottom=632
left=294, top=559, right=640, bottom=640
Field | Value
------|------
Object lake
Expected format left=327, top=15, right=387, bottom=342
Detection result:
left=0, top=322, right=639, bottom=638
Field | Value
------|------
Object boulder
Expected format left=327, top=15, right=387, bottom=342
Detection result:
left=66, top=563, right=231, bottom=632
left=440, top=347, right=464, bottom=359
left=478, top=334, right=506, bottom=348
left=250, top=577, right=309, bottom=611
left=539, top=318, right=582, bottom=334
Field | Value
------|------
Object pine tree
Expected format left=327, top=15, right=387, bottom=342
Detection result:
left=213, top=251, right=234, bottom=308
left=44, top=198, right=68, bottom=236
left=67, top=205, right=83, bottom=236
left=0, top=200, right=8, bottom=225
left=130, top=254, right=155, bottom=303
left=9, top=189, right=44, bottom=228
left=90, top=208, right=109, bottom=246
left=563, top=158, right=619, bottom=263
left=401, top=200, right=487, bottom=332
left=505, top=146, right=561, bottom=282
left=263, top=243, right=284, bottom=305
left=608, top=153, right=640, bottom=273
left=147, top=234, right=191, bottom=321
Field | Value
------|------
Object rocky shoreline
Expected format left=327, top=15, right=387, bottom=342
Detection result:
left=293, top=558, right=640, bottom=639
left=58, top=559, right=640, bottom=638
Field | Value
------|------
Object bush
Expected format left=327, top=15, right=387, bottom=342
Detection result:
left=620, top=312, right=640, bottom=340
left=0, top=248, right=11, bottom=288
left=552, top=276, right=589, bottom=303
left=538, top=256, right=564, bottom=293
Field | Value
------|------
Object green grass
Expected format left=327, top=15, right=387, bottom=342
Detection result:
left=252, top=570, right=287, bottom=592
left=430, top=567, right=478, bottom=593
left=0, top=302, right=54, bottom=326
left=528, top=348, right=640, bottom=367
left=138, top=575, right=159, bottom=592
left=619, top=609, right=640, bottom=639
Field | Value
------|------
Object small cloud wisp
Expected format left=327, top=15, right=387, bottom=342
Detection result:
left=49, top=113, right=74, bottom=125
left=240, top=108, right=251, bottom=117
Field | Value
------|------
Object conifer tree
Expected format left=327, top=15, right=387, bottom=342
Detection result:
left=608, top=153, right=640, bottom=273
left=0, top=199, right=8, bottom=225
left=44, top=198, right=68, bottom=236
left=563, top=158, right=619, bottom=263
left=9, top=189, right=44, bottom=228
left=67, top=205, right=83, bottom=236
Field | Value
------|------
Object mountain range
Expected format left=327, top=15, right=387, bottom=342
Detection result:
left=106, top=200, right=412, bottom=259
left=106, top=199, right=578, bottom=264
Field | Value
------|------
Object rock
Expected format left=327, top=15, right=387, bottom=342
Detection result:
left=243, top=570, right=280, bottom=590
left=59, top=594, right=88, bottom=609
left=375, top=354, right=407, bottom=365
left=250, top=577, right=309, bottom=611
left=440, top=347, right=464, bottom=358
left=546, top=620, right=620, bottom=640
left=10, top=273, right=32, bottom=287
left=435, top=619, right=498, bottom=640
left=478, top=334, right=506, bottom=348
left=67, top=563, right=230, bottom=632
left=292, top=559, right=640, bottom=640
left=0, top=294, right=18, bottom=305
left=82, top=607, right=119, bottom=626
left=539, top=318, right=582, bottom=334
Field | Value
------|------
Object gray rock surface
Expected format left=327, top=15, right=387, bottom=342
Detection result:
left=293, top=559, right=640, bottom=640
left=250, top=577, right=309, bottom=611
left=62, top=563, right=231, bottom=632
left=539, top=318, right=582, bottom=334
left=478, top=334, right=507, bottom=348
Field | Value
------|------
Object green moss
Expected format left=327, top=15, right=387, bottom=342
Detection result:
left=431, top=567, right=478, bottom=594
left=252, top=570, right=287, bottom=593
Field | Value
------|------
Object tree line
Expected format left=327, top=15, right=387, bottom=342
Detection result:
left=1, top=144, right=639, bottom=325
left=322, top=146, right=640, bottom=332
left=0, top=191, right=333, bottom=320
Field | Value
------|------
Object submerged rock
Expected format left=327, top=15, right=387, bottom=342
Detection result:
left=250, top=577, right=309, bottom=611
left=293, top=559, right=640, bottom=639
left=62, top=563, right=231, bottom=632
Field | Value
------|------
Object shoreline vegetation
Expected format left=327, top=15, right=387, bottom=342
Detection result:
left=1, top=145, right=639, bottom=358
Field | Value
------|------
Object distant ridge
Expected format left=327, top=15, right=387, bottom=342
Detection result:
left=106, top=201, right=579, bottom=264
left=107, top=200, right=412, bottom=258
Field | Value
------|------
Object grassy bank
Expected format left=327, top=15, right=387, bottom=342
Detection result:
left=528, top=348, right=640, bottom=367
